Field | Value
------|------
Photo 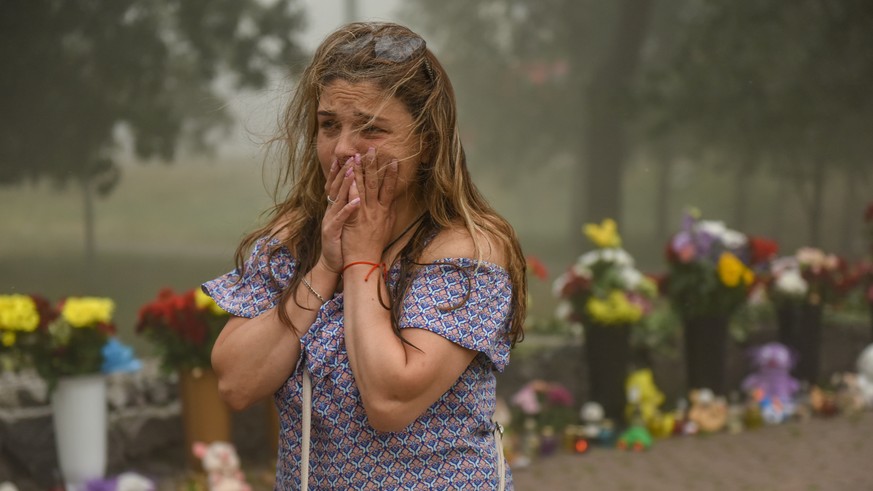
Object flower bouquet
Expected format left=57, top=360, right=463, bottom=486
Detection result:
left=768, top=247, right=857, bottom=383
left=510, top=380, right=575, bottom=460
left=0, top=294, right=56, bottom=372
left=137, top=287, right=231, bottom=467
left=136, top=287, right=228, bottom=373
left=664, top=210, right=777, bottom=394
left=24, top=296, right=140, bottom=489
left=553, top=219, right=657, bottom=420
left=28, top=296, right=140, bottom=390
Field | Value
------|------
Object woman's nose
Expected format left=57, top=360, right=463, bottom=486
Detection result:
left=335, top=129, right=359, bottom=161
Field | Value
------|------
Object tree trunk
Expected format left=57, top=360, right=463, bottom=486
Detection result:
left=578, top=0, right=654, bottom=246
left=839, top=170, right=857, bottom=256
left=808, top=159, right=826, bottom=247
left=733, top=163, right=751, bottom=231
left=655, top=156, right=673, bottom=245
left=81, top=175, right=96, bottom=271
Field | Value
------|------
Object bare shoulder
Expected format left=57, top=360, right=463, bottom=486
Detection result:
left=420, top=223, right=509, bottom=270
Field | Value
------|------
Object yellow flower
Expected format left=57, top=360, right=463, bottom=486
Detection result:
left=585, top=290, right=643, bottom=324
left=61, top=297, right=114, bottom=328
left=1, top=331, right=15, bottom=347
left=0, top=294, right=39, bottom=331
left=194, top=288, right=227, bottom=316
left=717, top=252, right=755, bottom=288
left=583, top=218, right=622, bottom=248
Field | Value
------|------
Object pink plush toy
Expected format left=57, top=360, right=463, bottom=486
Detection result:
left=192, top=441, right=251, bottom=491
left=741, top=342, right=800, bottom=415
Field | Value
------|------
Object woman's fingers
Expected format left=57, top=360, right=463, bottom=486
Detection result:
left=362, top=147, right=380, bottom=200
left=333, top=160, right=356, bottom=207
left=327, top=157, right=354, bottom=208
left=379, top=159, right=398, bottom=205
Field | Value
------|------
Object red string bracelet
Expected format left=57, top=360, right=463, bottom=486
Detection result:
left=342, top=261, right=387, bottom=282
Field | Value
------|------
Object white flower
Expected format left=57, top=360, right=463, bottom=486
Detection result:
left=572, top=261, right=592, bottom=278
left=771, top=256, right=799, bottom=275
left=555, top=300, right=574, bottom=321
left=613, top=248, right=634, bottom=267
left=552, top=274, right=570, bottom=298
left=579, top=250, right=602, bottom=267
left=721, top=229, right=748, bottom=249
left=698, top=220, right=727, bottom=237
left=775, top=269, right=808, bottom=296
left=619, top=267, right=643, bottom=289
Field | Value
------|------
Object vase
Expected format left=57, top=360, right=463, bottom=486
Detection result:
left=51, top=374, right=107, bottom=491
left=584, top=322, right=631, bottom=423
left=178, top=367, right=232, bottom=469
left=682, top=315, right=730, bottom=395
left=775, top=302, right=824, bottom=383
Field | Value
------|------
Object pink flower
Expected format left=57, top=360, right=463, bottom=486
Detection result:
left=511, top=384, right=541, bottom=415
left=546, top=384, right=574, bottom=407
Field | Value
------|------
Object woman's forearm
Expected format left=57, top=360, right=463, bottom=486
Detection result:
left=211, top=261, right=339, bottom=410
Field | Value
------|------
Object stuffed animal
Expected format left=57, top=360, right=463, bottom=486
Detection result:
left=741, top=342, right=800, bottom=407
left=857, top=344, right=873, bottom=407
left=687, top=389, right=728, bottom=433
left=192, top=441, right=251, bottom=491
left=625, top=369, right=674, bottom=437
left=84, top=473, right=155, bottom=491
left=579, top=401, right=614, bottom=445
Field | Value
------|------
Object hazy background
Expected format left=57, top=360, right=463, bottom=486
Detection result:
left=2, top=0, right=871, bottom=347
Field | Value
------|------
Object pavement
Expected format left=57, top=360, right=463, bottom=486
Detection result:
left=510, top=410, right=873, bottom=491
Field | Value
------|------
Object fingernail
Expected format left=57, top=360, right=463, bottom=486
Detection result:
left=354, top=153, right=361, bottom=164
left=350, top=197, right=360, bottom=205
left=345, top=166, right=354, bottom=177
left=330, top=158, right=338, bottom=172
left=367, top=147, right=375, bottom=157
left=346, top=156, right=355, bottom=166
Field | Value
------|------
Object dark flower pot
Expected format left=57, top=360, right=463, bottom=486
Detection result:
left=776, top=303, right=823, bottom=384
left=585, top=322, right=631, bottom=424
left=682, top=315, right=730, bottom=395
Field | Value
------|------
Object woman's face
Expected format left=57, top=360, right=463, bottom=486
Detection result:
left=316, top=79, right=424, bottom=200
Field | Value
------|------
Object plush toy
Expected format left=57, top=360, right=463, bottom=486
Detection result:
left=579, top=401, right=614, bottom=445
left=192, top=441, right=251, bottom=491
left=625, top=369, right=674, bottom=437
left=687, top=389, right=728, bottom=433
left=741, top=342, right=800, bottom=408
left=857, top=344, right=873, bottom=407
left=84, top=473, right=155, bottom=491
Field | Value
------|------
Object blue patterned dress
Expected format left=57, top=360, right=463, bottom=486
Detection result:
left=202, top=236, right=514, bottom=490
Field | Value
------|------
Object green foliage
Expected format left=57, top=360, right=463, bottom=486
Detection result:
left=666, top=261, right=747, bottom=320
left=0, top=0, right=305, bottom=192
left=31, top=320, right=110, bottom=391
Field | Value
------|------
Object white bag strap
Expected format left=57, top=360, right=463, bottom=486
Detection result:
left=494, top=422, right=506, bottom=491
left=301, top=366, right=312, bottom=491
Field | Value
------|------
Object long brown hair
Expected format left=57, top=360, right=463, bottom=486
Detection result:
left=235, top=22, right=526, bottom=346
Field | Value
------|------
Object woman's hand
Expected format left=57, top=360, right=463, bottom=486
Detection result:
left=320, top=156, right=360, bottom=273
left=342, top=148, right=399, bottom=262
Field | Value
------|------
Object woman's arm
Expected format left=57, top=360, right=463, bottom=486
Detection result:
left=211, top=259, right=339, bottom=411
left=211, top=157, right=358, bottom=411
left=342, top=154, right=503, bottom=431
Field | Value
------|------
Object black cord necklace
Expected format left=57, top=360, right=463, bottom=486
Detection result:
left=382, top=212, right=426, bottom=255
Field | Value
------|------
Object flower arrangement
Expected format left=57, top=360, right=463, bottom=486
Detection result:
left=510, top=379, right=576, bottom=430
left=136, top=287, right=228, bottom=373
left=553, top=219, right=657, bottom=327
left=28, top=296, right=140, bottom=390
left=664, top=211, right=777, bottom=320
left=769, top=247, right=855, bottom=307
left=0, top=294, right=56, bottom=371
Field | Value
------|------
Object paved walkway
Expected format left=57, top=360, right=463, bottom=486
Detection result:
left=511, top=411, right=873, bottom=491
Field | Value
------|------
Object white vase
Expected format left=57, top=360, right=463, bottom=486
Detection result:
left=51, top=374, right=107, bottom=491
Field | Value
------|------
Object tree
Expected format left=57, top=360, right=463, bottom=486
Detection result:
left=638, top=0, right=873, bottom=247
left=0, top=0, right=306, bottom=263
left=402, top=1, right=655, bottom=249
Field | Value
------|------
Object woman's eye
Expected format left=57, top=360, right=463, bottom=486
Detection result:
left=319, top=120, right=338, bottom=132
left=361, top=125, right=385, bottom=136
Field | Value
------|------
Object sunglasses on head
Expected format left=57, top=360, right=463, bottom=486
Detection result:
left=338, top=32, right=427, bottom=63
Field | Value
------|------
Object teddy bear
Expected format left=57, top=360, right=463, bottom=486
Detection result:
left=687, top=388, right=728, bottom=433
left=741, top=342, right=800, bottom=422
left=192, top=441, right=251, bottom=491
left=857, top=343, right=873, bottom=407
